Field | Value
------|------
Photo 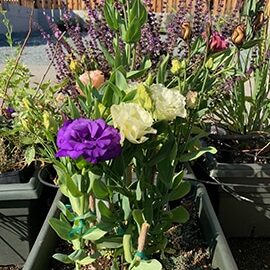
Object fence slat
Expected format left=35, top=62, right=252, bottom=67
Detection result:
left=0, top=0, right=241, bottom=14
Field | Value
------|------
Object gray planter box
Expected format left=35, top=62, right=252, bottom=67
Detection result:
left=210, top=163, right=270, bottom=237
left=23, top=183, right=237, bottom=270
left=0, top=169, right=43, bottom=266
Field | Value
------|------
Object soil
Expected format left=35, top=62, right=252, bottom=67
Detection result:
left=0, top=266, right=22, bottom=270
left=229, top=238, right=270, bottom=270
left=49, top=193, right=217, bottom=270
left=207, top=133, right=270, bottom=164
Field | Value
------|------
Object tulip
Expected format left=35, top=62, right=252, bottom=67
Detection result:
left=231, top=24, right=246, bottom=47
left=253, top=11, right=265, bottom=32
left=181, top=21, right=192, bottom=41
left=209, top=32, right=229, bottom=52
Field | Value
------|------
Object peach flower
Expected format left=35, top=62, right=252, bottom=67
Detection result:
left=76, top=70, right=105, bottom=95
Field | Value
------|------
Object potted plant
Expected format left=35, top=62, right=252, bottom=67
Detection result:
left=0, top=21, right=67, bottom=264
left=192, top=1, right=270, bottom=238
left=23, top=181, right=238, bottom=270
left=18, top=1, right=242, bottom=269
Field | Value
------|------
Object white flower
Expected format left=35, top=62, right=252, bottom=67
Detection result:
left=150, top=84, right=187, bottom=121
left=111, top=103, right=156, bottom=144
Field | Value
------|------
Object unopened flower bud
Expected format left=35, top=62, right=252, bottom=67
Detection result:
left=145, top=73, right=153, bottom=86
left=186, top=90, right=198, bottom=109
left=69, top=59, right=79, bottom=73
left=181, top=22, right=192, bottom=41
left=205, top=57, right=213, bottom=70
left=253, top=11, right=265, bottom=32
left=231, top=24, right=246, bottom=47
left=171, top=59, right=186, bottom=75
left=171, top=59, right=181, bottom=74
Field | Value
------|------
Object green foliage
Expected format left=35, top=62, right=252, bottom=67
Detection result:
left=0, top=10, right=13, bottom=47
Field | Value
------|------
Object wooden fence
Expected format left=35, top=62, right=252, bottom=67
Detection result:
left=0, top=0, right=240, bottom=13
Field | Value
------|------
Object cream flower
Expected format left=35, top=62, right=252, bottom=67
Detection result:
left=150, top=84, right=187, bottom=121
left=111, top=103, right=156, bottom=144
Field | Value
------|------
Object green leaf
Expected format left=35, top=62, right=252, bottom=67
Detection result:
left=136, top=181, right=142, bottom=201
left=92, top=178, right=109, bottom=199
left=100, top=44, right=115, bottom=68
left=122, top=196, right=131, bottom=220
left=102, top=82, right=122, bottom=107
left=57, top=201, right=75, bottom=221
left=53, top=253, right=73, bottom=264
left=169, top=206, right=190, bottom=223
left=98, top=201, right=115, bottom=221
left=111, top=260, right=120, bottom=270
left=83, top=225, right=109, bottom=241
left=241, top=39, right=261, bottom=50
left=168, top=181, right=191, bottom=201
left=66, top=174, right=83, bottom=197
left=24, top=145, right=35, bottom=165
left=68, top=98, right=81, bottom=119
left=148, top=137, right=176, bottom=166
left=122, top=89, right=137, bottom=102
left=103, top=0, right=119, bottom=31
left=115, top=70, right=128, bottom=91
left=68, top=249, right=86, bottom=261
left=49, top=218, right=75, bottom=241
left=123, top=226, right=133, bottom=263
left=96, top=236, right=123, bottom=249
left=78, top=252, right=100, bottom=265
left=179, top=146, right=217, bottom=162
left=127, top=59, right=152, bottom=79
left=132, top=210, right=145, bottom=233
left=157, top=54, right=170, bottom=84
left=131, top=259, right=162, bottom=270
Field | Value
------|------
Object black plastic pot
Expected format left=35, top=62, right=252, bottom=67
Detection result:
left=38, top=164, right=58, bottom=189
left=0, top=163, right=36, bottom=184
left=209, top=163, right=270, bottom=237
left=0, top=167, right=43, bottom=266
left=23, top=183, right=237, bottom=270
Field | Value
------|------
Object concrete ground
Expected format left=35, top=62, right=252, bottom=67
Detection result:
left=0, top=63, right=57, bottom=84
left=0, top=33, right=57, bottom=83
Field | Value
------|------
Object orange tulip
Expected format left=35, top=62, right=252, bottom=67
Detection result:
left=181, top=22, right=192, bottom=41
left=231, top=24, right=246, bottom=46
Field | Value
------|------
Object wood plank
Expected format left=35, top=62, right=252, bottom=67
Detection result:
left=4, top=0, right=242, bottom=14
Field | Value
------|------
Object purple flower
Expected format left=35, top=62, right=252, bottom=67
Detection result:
left=56, top=118, right=122, bottom=164
left=4, top=107, right=15, bottom=119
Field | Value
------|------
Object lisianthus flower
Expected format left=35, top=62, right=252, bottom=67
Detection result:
left=56, top=118, right=121, bottom=164
left=76, top=70, right=105, bottom=95
left=4, top=107, right=15, bottom=119
left=150, top=84, right=187, bottom=121
left=208, top=32, right=228, bottom=52
left=111, top=103, right=156, bottom=144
